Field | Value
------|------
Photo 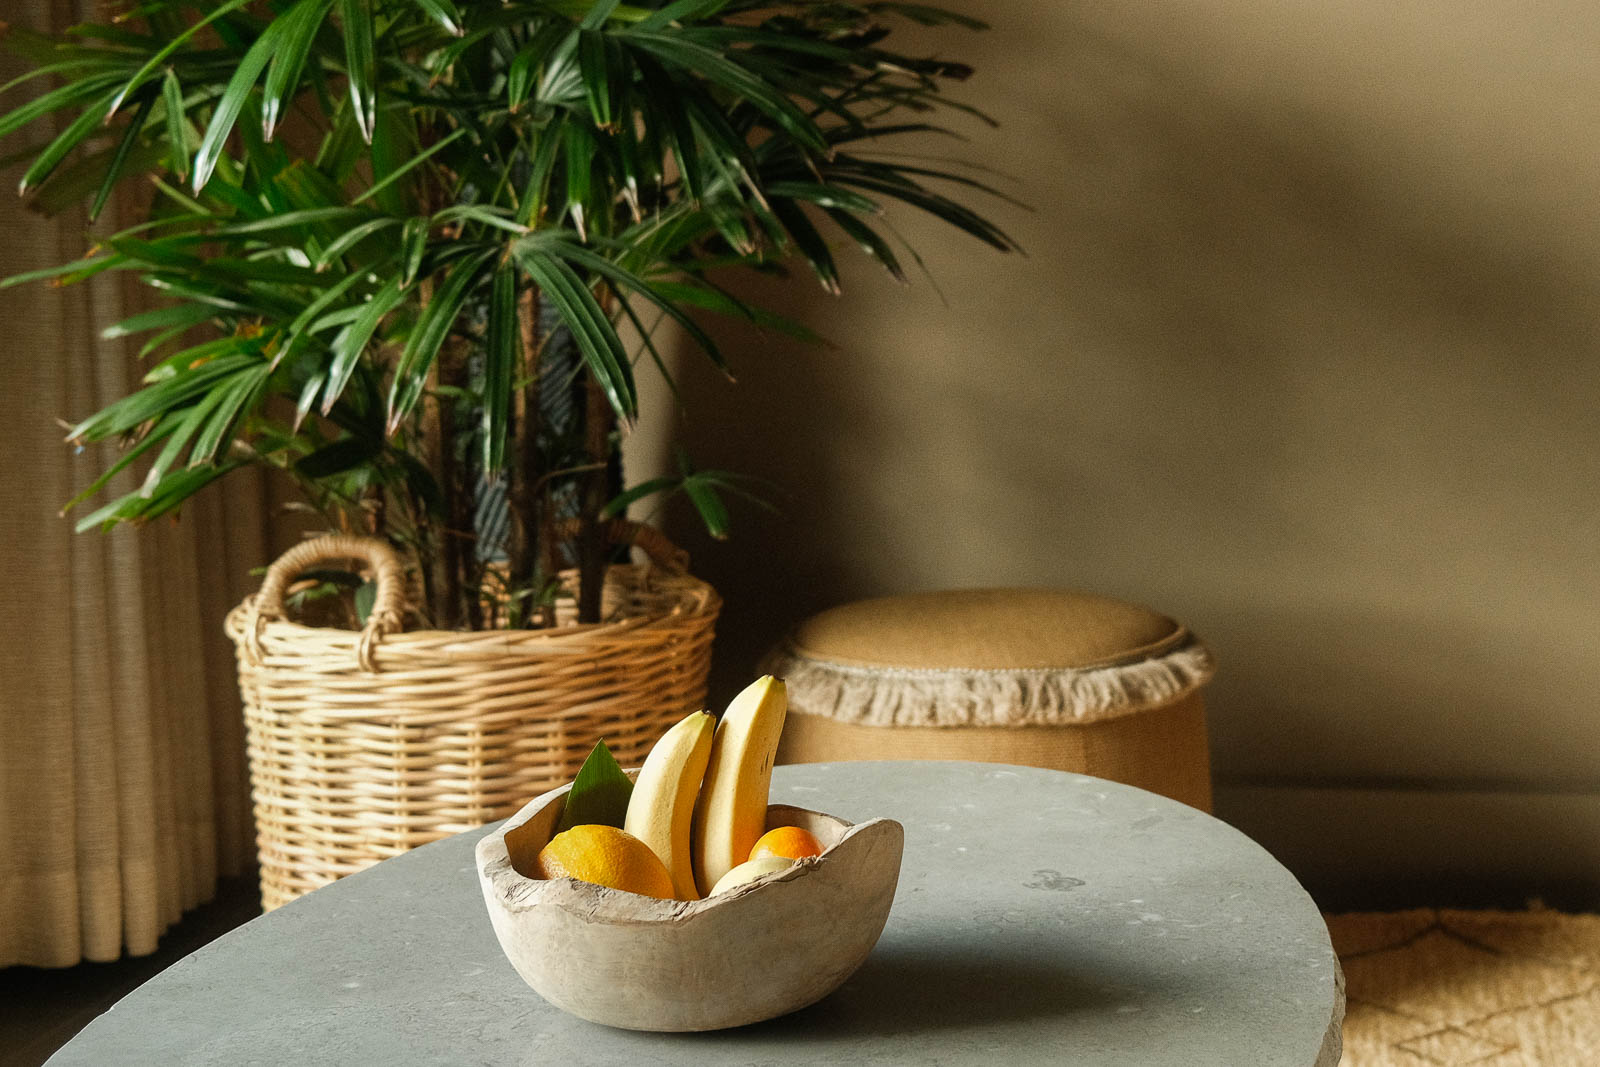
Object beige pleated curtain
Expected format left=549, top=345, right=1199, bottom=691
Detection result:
left=0, top=0, right=266, bottom=967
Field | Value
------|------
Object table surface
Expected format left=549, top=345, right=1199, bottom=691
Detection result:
left=50, top=762, right=1343, bottom=1066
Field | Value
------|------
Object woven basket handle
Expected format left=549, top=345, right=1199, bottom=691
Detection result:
left=547, top=517, right=690, bottom=573
left=244, top=535, right=407, bottom=671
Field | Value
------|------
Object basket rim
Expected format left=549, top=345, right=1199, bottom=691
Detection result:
left=225, top=561, right=720, bottom=654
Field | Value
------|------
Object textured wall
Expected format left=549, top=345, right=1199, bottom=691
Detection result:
left=627, top=1, right=1600, bottom=902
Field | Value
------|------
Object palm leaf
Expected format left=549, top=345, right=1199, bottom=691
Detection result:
left=646, top=277, right=823, bottom=342
left=263, top=0, right=336, bottom=140
left=513, top=246, right=637, bottom=423
left=338, top=0, right=378, bottom=142
left=75, top=462, right=243, bottom=532
left=577, top=29, right=613, bottom=128
left=0, top=73, right=122, bottom=141
left=541, top=237, right=729, bottom=376
left=358, top=127, right=465, bottom=207
left=102, top=301, right=214, bottom=341
left=408, top=0, right=464, bottom=37
left=193, top=16, right=288, bottom=191
left=314, top=216, right=403, bottom=268
left=61, top=417, right=179, bottom=516
left=481, top=264, right=519, bottom=471
left=105, top=0, right=257, bottom=117
left=624, top=31, right=827, bottom=154
left=387, top=248, right=495, bottom=429
left=160, top=68, right=191, bottom=181
left=17, top=88, right=119, bottom=195
left=2, top=0, right=1015, bottom=543
left=633, top=0, right=733, bottom=34
left=507, top=22, right=572, bottom=111
left=517, top=114, right=566, bottom=224
left=824, top=207, right=906, bottom=283
left=67, top=352, right=263, bottom=443
left=322, top=274, right=406, bottom=413
left=275, top=268, right=372, bottom=369
left=769, top=198, right=840, bottom=293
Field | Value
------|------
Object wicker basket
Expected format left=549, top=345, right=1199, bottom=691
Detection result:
left=224, top=522, right=719, bottom=911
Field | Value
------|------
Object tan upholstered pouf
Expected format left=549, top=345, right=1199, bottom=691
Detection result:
left=763, top=589, right=1217, bottom=811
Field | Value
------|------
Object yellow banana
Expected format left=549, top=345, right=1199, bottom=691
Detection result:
left=623, top=709, right=715, bottom=900
left=709, top=855, right=794, bottom=897
left=691, top=676, right=788, bottom=897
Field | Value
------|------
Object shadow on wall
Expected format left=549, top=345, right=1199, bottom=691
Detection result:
left=655, top=4, right=1600, bottom=806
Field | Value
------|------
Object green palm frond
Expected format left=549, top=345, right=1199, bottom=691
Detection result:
left=1, top=0, right=1018, bottom=623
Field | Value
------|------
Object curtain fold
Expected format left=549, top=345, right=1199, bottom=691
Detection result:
left=0, top=0, right=266, bottom=967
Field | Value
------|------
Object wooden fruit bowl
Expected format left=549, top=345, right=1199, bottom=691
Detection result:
left=474, top=775, right=904, bottom=1032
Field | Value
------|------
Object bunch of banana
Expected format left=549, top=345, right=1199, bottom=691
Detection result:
left=622, top=675, right=788, bottom=901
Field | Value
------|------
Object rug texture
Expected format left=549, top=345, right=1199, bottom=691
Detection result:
left=1330, top=908, right=1600, bottom=1066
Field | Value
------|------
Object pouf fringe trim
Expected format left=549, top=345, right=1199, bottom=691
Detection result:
left=759, top=639, right=1215, bottom=727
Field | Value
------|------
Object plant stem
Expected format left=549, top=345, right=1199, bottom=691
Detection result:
left=509, top=284, right=542, bottom=627
left=576, top=370, right=614, bottom=625
left=416, top=327, right=454, bottom=629
left=438, top=337, right=474, bottom=630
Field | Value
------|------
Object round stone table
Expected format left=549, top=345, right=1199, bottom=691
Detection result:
left=49, top=762, right=1343, bottom=1065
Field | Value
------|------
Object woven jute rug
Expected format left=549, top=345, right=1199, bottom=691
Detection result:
left=1329, top=908, right=1600, bottom=1065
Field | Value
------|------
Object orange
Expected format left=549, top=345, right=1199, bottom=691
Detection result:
left=536, top=824, right=676, bottom=899
left=748, top=825, right=824, bottom=863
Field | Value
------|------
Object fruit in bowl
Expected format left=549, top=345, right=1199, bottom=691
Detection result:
left=474, top=677, right=904, bottom=1031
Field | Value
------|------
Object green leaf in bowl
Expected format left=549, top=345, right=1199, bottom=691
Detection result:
left=556, top=739, right=633, bottom=833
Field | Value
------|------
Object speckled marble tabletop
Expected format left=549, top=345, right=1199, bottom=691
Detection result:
left=49, top=762, right=1342, bottom=1066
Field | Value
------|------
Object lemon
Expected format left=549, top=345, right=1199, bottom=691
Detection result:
left=535, top=824, right=676, bottom=899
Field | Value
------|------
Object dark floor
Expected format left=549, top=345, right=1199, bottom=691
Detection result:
left=0, top=876, right=262, bottom=1067
left=1309, top=876, right=1600, bottom=916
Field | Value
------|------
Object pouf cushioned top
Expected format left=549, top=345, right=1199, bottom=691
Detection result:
left=763, top=588, right=1214, bottom=729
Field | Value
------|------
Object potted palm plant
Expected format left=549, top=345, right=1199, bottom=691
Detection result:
left=0, top=0, right=1016, bottom=906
